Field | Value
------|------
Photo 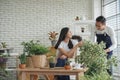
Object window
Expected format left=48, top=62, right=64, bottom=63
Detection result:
left=102, top=0, right=120, bottom=74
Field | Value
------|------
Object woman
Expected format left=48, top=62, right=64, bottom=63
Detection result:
left=55, top=27, right=82, bottom=80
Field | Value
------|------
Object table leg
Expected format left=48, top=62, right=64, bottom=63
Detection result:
left=21, top=72, right=26, bottom=80
left=76, top=73, right=80, bottom=80
left=76, top=72, right=84, bottom=80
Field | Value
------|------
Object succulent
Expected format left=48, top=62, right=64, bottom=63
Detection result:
left=1, top=42, right=7, bottom=48
left=65, top=60, right=71, bottom=65
left=48, top=31, right=58, bottom=41
left=49, top=56, right=55, bottom=63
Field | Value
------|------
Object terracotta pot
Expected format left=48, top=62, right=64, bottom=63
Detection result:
left=32, top=55, right=47, bottom=68
left=26, top=57, right=33, bottom=68
left=19, top=64, right=26, bottom=69
left=64, top=65, right=71, bottom=70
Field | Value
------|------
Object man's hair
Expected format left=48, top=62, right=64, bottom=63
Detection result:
left=96, top=16, right=106, bottom=24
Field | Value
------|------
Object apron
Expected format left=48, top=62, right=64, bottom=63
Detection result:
left=96, top=32, right=113, bottom=75
left=55, top=58, right=70, bottom=80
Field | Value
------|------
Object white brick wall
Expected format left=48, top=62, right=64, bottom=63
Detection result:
left=0, top=0, right=93, bottom=53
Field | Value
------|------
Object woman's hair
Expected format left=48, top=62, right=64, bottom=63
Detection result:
left=72, top=35, right=82, bottom=42
left=55, top=27, right=73, bottom=49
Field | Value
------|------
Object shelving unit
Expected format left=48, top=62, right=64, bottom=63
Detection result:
left=72, top=20, right=95, bottom=41
left=0, top=47, right=14, bottom=55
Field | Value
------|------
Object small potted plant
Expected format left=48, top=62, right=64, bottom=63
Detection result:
left=48, top=31, right=58, bottom=46
left=31, top=44, right=49, bottom=68
left=48, top=56, right=56, bottom=68
left=64, top=60, right=71, bottom=70
left=0, top=54, right=8, bottom=69
left=19, top=53, right=26, bottom=69
left=1, top=42, right=7, bottom=48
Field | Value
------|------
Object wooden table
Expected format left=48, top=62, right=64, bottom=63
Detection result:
left=17, top=67, right=87, bottom=80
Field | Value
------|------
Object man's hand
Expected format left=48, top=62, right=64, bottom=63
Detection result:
left=77, top=41, right=83, bottom=47
left=105, top=49, right=110, bottom=53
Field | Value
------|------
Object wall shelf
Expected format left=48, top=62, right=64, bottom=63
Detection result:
left=74, top=20, right=95, bottom=25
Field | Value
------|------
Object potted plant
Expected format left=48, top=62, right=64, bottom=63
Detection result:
left=19, top=53, right=26, bottom=69
left=48, top=56, right=56, bottom=68
left=21, top=40, right=39, bottom=68
left=64, top=60, right=71, bottom=70
left=1, top=42, right=7, bottom=48
left=21, top=40, right=38, bottom=57
left=75, top=40, right=117, bottom=79
left=0, top=54, right=8, bottom=69
left=31, top=44, right=49, bottom=68
left=48, top=31, right=58, bottom=46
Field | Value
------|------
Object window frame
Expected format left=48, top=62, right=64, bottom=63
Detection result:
left=102, top=0, right=120, bottom=74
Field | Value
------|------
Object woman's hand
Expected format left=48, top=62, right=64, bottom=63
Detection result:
left=60, top=55, right=67, bottom=59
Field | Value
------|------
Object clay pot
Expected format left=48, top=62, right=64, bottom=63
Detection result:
left=19, top=64, right=26, bottom=69
left=64, top=65, right=71, bottom=70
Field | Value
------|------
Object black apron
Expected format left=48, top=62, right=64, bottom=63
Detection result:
left=96, top=32, right=113, bottom=75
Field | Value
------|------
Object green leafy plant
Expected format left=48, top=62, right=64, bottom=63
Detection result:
left=21, top=40, right=38, bottom=57
left=21, top=40, right=49, bottom=56
left=81, top=72, right=111, bottom=80
left=19, top=53, right=26, bottom=64
left=30, top=44, right=49, bottom=55
left=75, top=40, right=118, bottom=79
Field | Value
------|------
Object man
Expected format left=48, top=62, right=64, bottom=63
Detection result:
left=94, top=16, right=117, bottom=75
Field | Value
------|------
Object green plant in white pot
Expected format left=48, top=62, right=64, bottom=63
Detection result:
left=31, top=44, right=49, bottom=68
left=75, top=40, right=117, bottom=80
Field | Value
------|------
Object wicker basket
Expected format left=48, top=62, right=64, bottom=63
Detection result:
left=26, top=57, right=33, bottom=68
left=32, top=55, right=47, bottom=68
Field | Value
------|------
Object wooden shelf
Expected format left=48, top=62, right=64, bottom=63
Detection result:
left=0, top=47, right=13, bottom=50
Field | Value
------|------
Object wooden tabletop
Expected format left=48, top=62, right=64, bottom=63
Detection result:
left=17, top=67, right=87, bottom=72
left=17, top=67, right=88, bottom=80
